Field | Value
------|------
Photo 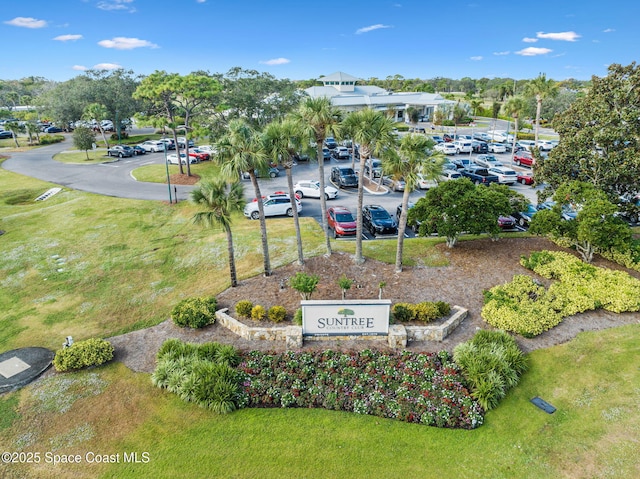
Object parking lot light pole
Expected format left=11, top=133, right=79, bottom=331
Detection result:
left=164, top=143, right=173, bottom=204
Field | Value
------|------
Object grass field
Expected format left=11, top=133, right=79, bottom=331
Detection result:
left=0, top=162, right=639, bottom=478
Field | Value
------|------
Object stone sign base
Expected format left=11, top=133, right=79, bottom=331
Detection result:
left=215, top=306, right=467, bottom=350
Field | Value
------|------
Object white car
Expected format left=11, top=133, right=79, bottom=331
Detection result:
left=538, top=140, right=556, bottom=151
left=488, top=166, right=518, bottom=185
left=138, top=140, right=165, bottom=152
left=416, top=173, right=438, bottom=189
left=196, top=145, right=216, bottom=153
left=452, top=140, right=472, bottom=154
left=487, top=142, right=506, bottom=153
left=243, top=196, right=302, bottom=220
left=294, top=180, right=338, bottom=200
left=435, top=143, right=457, bottom=155
left=167, top=153, right=199, bottom=165
left=518, top=140, right=537, bottom=151
left=440, top=169, right=462, bottom=181
left=473, top=154, right=503, bottom=168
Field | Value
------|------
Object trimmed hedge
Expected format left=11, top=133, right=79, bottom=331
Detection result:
left=171, top=296, right=217, bottom=329
left=268, top=305, right=287, bottom=323
left=392, top=301, right=450, bottom=322
left=251, top=305, right=266, bottom=321
left=53, top=338, right=114, bottom=372
left=235, top=300, right=253, bottom=318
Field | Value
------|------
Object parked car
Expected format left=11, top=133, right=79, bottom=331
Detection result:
left=158, top=138, right=175, bottom=150
left=327, top=206, right=357, bottom=238
left=107, top=145, right=134, bottom=158
left=452, top=140, right=472, bottom=154
left=459, top=166, right=500, bottom=185
left=242, top=167, right=279, bottom=179
left=0, top=130, right=13, bottom=139
left=43, top=126, right=63, bottom=133
left=138, top=140, right=165, bottom=152
left=331, top=146, right=350, bottom=160
left=512, top=203, right=539, bottom=227
left=431, top=135, right=444, bottom=144
left=516, top=171, right=535, bottom=185
left=322, top=148, right=331, bottom=161
left=488, top=166, right=518, bottom=185
left=324, top=137, right=338, bottom=149
left=177, top=137, right=194, bottom=148
left=396, top=202, right=421, bottom=232
left=487, top=142, right=507, bottom=153
left=513, top=151, right=535, bottom=167
left=364, top=159, right=383, bottom=178
left=537, top=200, right=578, bottom=221
left=243, top=196, right=301, bottom=220
left=416, top=172, right=438, bottom=189
left=439, top=169, right=462, bottom=181
left=471, top=140, right=488, bottom=154
left=294, top=180, right=339, bottom=200
left=330, top=166, right=358, bottom=188
left=382, top=175, right=406, bottom=192
left=538, top=140, right=556, bottom=151
left=517, top=140, right=537, bottom=151
left=188, top=149, right=210, bottom=161
left=473, top=154, right=503, bottom=168
left=167, top=153, right=198, bottom=164
left=131, top=145, right=146, bottom=156
left=452, top=158, right=473, bottom=169
left=408, top=126, right=426, bottom=133
left=362, top=205, right=398, bottom=237
left=473, top=132, right=491, bottom=142
left=435, top=142, right=457, bottom=155
left=498, top=215, right=517, bottom=230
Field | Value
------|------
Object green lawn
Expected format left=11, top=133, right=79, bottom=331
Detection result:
left=0, top=164, right=638, bottom=478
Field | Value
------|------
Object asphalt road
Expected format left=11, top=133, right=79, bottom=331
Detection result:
left=1, top=128, right=544, bottom=238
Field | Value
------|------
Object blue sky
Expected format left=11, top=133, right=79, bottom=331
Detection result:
left=2, top=0, right=638, bottom=83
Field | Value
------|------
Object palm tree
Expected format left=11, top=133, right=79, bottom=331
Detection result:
left=83, top=103, right=110, bottom=148
left=385, top=134, right=444, bottom=272
left=191, top=178, right=246, bottom=287
left=502, top=96, right=528, bottom=160
left=524, top=74, right=559, bottom=146
left=262, top=118, right=305, bottom=265
left=216, top=119, right=272, bottom=277
left=342, top=109, right=398, bottom=264
left=294, top=97, right=341, bottom=256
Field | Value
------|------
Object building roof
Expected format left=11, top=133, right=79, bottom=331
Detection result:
left=318, top=71, right=360, bottom=83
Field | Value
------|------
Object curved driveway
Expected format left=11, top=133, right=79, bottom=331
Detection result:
left=2, top=136, right=194, bottom=202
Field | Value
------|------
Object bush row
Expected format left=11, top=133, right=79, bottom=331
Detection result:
left=53, top=338, right=114, bottom=372
left=453, top=330, right=527, bottom=411
left=392, top=301, right=450, bottom=322
left=39, top=134, right=65, bottom=145
left=482, top=250, right=640, bottom=337
left=171, top=296, right=217, bottom=329
left=235, top=300, right=287, bottom=323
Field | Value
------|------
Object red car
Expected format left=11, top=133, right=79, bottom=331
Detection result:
left=188, top=149, right=211, bottom=161
left=516, top=171, right=534, bottom=185
left=513, top=151, right=535, bottom=167
left=327, top=206, right=357, bottom=238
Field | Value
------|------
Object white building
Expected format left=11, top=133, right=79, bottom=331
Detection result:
left=304, top=71, right=454, bottom=122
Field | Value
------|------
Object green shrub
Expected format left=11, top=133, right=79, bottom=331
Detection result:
left=293, top=308, right=302, bottom=326
left=410, top=302, right=440, bottom=322
left=157, top=338, right=195, bottom=360
left=39, top=134, right=64, bottom=145
left=171, top=296, right=217, bottom=329
left=235, top=300, right=253, bottom=318
left=251, top=304, right=266, bottom=321
left=453, top=330, right=527, bottom=411
left=214, top=344, right=241, bottom=367
left=52, top=338, right=114, bottom=372
left=392, top=303, right=414, bottom=322
left=436, top=301, right=451, bottom=317
left=268, top=305, right=287, bottom=323
left=289, top=272, right=320, bottom=300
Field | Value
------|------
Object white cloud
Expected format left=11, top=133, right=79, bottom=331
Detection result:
left=73, top=65, right=88, bottom=71
left=98, top=37, right=158, bottom=49
left=259, top=58, right=290, bottom=65
left=515, top=47, right=553, bottom=56
left=536, top=31, right=580, bottom=42
left=493, top=51, right=510, bottom=56
left=356, top=24, right=392, bottom=34
left=97, top=0, right=135, bottom=11
left=603, top=28, right=615, bottom=33
left=470, top=56, right=483, bottom=61
left=4, top=17, right=47, bottom=28
left=93, top=63, right=122, bottom=70
left=196, top=0, right=206, bottom=3
left=54, top=34, right=83, bottom=42
left=522, top=37, right=538, bottom=43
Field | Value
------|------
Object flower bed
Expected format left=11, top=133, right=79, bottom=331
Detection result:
left=237, top=349, right=484, bottom=429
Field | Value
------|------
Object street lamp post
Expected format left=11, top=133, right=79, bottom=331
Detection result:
left=164, top=143, right=173, bottom=204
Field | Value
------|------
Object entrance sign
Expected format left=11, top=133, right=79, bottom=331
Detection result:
left=301, top=300, right=391, bottom=336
